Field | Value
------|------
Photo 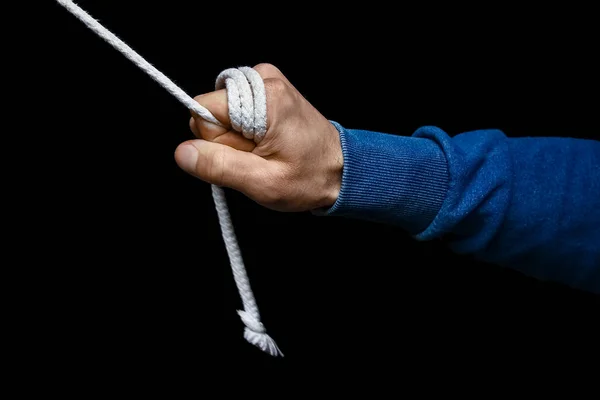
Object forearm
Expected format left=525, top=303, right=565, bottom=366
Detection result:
left=318, top=121, right=600, bottom=294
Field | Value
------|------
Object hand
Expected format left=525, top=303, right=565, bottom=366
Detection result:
left=174, top=63, right=343, bottom=212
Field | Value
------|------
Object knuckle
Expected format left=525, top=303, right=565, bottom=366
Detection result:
left=263, top=78, right=289, bottom=101
left=253, top=63, right=280, bottom=77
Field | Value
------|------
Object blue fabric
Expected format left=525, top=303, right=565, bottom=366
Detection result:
left=320, top=121, right=600, bottom=294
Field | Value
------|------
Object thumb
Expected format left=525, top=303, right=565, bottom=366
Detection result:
left=174, top=139, right=267, bottom=191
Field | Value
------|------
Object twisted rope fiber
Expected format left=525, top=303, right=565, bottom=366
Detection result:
left=56, top=0, right=282, bottom=357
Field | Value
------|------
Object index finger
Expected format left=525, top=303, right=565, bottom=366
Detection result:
left=192, top=89, right=230, bottom=127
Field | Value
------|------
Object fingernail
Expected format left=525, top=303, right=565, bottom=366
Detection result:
left=177, top=143, right=199, bottom=173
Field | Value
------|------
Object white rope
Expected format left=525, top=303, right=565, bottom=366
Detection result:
left=56, top=0, right=283, bottom=357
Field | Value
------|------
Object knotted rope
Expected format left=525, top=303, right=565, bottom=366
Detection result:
left=56, top=0, right=282, bottom=357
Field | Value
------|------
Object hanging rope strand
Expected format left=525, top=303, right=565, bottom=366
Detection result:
left=56, top=0, right=282, bottom=357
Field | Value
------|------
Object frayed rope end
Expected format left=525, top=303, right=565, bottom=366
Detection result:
left=238, top=310, right=283, bottom=357
left=243, top=329, right=284, bottom=357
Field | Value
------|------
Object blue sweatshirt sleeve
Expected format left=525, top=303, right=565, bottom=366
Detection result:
left=318, top=121, right=600, bottom=294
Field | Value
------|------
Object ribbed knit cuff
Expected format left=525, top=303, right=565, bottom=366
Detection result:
left=314, top=121, right=449, bottom=234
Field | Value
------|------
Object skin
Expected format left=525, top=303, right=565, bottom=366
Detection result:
left=174, top=63, right=343, bottom=212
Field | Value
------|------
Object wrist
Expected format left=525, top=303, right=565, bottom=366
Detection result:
left=315, top=122, right=449, bottom=234
left=319, top=121, right=344, bottom=208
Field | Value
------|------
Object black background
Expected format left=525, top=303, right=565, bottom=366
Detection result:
left=27, top=0, right=600, bottom=388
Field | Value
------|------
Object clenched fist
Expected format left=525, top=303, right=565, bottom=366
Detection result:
left=174, top=63, right=343, bottom=212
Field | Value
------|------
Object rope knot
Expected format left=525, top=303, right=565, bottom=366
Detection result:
left=215, top=67, right=267, bottom=143
left=237, top=310, right=283, bottom=357
left=237, top=310, right=266, bottom=334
